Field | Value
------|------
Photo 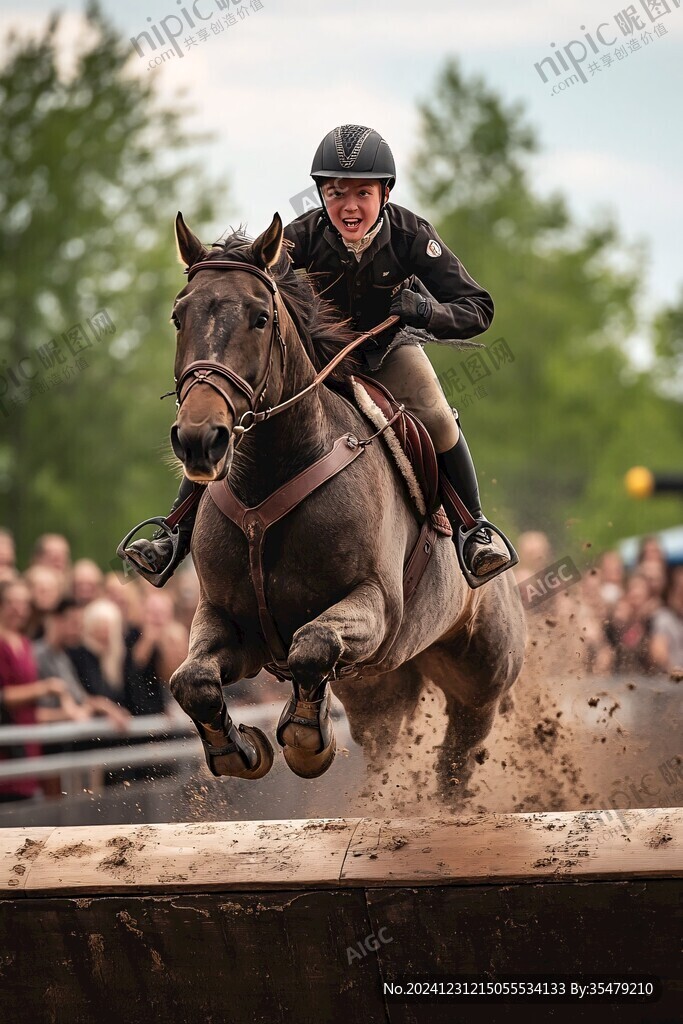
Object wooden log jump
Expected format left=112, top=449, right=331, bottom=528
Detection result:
left=0, top=809, right=681, bottom=1023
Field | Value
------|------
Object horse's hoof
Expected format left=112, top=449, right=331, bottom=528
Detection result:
left=240, top=726, right=275, bottom=779
left=283, top=731, right=336, bottom=779
left=208, top=726, right=274, bottom=780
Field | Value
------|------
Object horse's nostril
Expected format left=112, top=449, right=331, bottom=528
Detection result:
left=207, top=425, right=231, bottom=463
left=170, top=424, right=185, bottom=463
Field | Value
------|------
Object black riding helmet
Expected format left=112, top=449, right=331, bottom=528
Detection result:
left=310, top=125, right=396, bottom=236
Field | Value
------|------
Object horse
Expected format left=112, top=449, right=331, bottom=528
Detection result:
left=164, top=211, right=526, bottom=799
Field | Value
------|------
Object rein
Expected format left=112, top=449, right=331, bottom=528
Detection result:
left=163, top=258, right=399, bottom=443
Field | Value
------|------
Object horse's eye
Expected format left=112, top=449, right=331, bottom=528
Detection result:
left=254, top=312, right=269, bottom=330
left=170, top=313, right=181, bottom=330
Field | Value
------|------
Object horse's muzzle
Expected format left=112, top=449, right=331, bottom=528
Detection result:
left=170, top=422, right=231, bottom=479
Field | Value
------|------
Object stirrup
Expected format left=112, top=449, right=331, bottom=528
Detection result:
left=454, top=518, right=519, bottom=590
left=116, top=516, right=185, bottom=589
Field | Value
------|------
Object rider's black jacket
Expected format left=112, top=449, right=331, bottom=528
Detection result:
left=283, top=203, right=494, bottom=351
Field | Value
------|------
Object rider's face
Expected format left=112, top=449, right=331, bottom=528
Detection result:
left=320, top=179, right=387, bottom=241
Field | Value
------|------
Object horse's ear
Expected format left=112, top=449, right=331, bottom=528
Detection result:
left=175, top=212, right=208, bottom=269
left=252, top=213, right=284, bottom=270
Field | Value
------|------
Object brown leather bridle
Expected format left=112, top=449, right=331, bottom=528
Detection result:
left=165, top=258, right=398, bottom=444
left=170, top=260, right=286, bottom=441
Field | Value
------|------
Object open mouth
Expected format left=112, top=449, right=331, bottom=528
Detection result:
left=342, top=218, right=363, bottom=232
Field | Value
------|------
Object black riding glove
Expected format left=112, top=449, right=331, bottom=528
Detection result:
left=389, top=288, right=433, bottom=328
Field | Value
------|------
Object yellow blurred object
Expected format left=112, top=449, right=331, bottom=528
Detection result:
left=625, top=466, right=654, bottom=499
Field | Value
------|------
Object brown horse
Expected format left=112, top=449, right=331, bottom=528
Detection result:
left=166, top=211, right=526, bottom=799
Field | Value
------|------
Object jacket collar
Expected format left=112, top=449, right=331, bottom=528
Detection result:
left=321, top=209, right=392, bottom=267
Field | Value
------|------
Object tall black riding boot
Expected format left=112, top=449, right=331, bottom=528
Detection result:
left=437, top=423, right=511, bottom=579
left=123, top=475, right=202, bottom=585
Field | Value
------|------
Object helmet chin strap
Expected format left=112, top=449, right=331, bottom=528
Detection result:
left=314, top=180, right=389, bottom=241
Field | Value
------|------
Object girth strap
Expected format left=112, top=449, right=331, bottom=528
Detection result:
left=208, top=434, right=365, bottom=666
left=403, top=518, right=437, bottom=603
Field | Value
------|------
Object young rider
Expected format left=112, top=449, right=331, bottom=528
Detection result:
left=123, top=125, right=512, bottom=585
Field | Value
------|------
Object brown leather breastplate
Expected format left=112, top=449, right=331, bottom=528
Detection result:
left=209, top=434, right=365, bottom=673
left=208, top=432, right=437, bottom=680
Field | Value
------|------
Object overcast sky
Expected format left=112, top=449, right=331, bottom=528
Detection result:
left=2, top=0, right=682, bottom=317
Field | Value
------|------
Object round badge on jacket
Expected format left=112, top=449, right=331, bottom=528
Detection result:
left=426, top=239, right=442, bottom=258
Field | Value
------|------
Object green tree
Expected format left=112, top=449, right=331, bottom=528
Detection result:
left=653, top=287, right=683, bottom=397
left=411, top=61, right=683, bottom=556
left=0, top=3, right=226, bottom=566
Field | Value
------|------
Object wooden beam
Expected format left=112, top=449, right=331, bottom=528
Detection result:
left=342, top=808, right=682, bottom=885
left=0, top=809, right=680, bottom=897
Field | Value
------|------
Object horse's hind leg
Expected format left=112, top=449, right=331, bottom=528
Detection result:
left=333, top=660, right=424, bottom=778
left=437, top=692, right=501, bottom=802
left=278, top=582, right=391, bottom=779
left=170, top=600, right=273, bottom=780
left=416, top=634, right=521, bottom=804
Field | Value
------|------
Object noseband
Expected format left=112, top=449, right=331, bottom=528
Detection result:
left=170, top=260, right=286, bottom=441
left=166, top=256, right=399, bottom=441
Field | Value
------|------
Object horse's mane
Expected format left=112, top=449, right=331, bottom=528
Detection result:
left=202, top=228, right=363, bottom=385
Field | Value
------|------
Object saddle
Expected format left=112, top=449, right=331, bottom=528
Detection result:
left=349, top=373, right=452, bottom=536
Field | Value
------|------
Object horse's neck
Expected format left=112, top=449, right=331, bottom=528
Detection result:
left=228, top=335, right=341, bottom=505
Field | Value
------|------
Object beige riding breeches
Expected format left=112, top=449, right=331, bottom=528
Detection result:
left=364, top=343, right=460, bottom=453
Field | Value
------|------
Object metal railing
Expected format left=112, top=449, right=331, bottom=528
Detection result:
left=0, top=713, right=193, bottom=747
left=0, top=711, right=197, bottom=791
left=0, top=738, right=201, bottom=782
left=0, top=702, right=345, bottom=785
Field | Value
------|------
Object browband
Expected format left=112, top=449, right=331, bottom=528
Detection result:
left=185, top=259, right=278, bottom=293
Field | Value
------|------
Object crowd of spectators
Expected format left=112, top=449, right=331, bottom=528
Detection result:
left=0, top=528, right=194, bottom=802
left=514, top=530, right=683, bottom=677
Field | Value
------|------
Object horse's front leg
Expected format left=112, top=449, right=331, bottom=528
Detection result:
left=277, top=582, right=391, bottom=778
left=170, top=600, right=273, bottom=780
